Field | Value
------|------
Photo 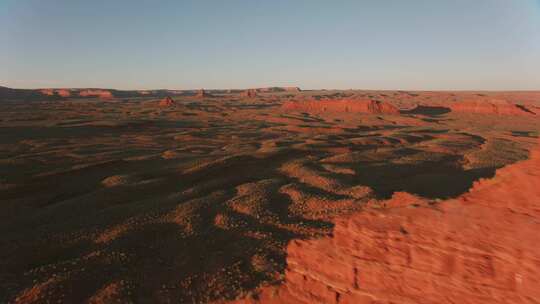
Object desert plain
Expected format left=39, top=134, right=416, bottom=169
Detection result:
left=1, top=87, right=540, bottom=303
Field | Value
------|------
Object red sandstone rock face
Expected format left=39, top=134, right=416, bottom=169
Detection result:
left=282, top=98, right=400, bottom=115
left=449, top=99, right=535, bottom=115
left=78, top=89, right=113, bottom=99
left=233, top=141, right=540, bottom=304
left=158, top=96, right=175, bottom=107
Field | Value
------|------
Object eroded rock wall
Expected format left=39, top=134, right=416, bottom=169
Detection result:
left=234, top=141, right=540, bottom=304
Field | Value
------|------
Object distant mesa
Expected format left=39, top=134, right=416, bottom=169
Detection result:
left=37, top=88, right=113, bottom=99
left=1, top=86, right=60, bottom=101
left=158, top=96, right=176, bottom=107
left=56, top=89, right=71, bottom=97
left=5, top=86, right=537, bottom=119
left=78, top=89, right=113, bottom=99
left=195, top=88, right=213, bottom=99
left=401, top=98, right=538, bottom=116
left=39, top=89, right=55, bottom=96
left=241, top=89, right=258, bottom=98
left=449, top=98, right=536, bottom=116
left=0, top=85, right=305, bottom=101
left=282, top=98, right=400, bottom=115
left=39, top=89, right=72, bottom=97
left=256, top=87, right=301, bottom=93
left=284, top=86, right=302, bottom=92
left=42, top=88, right=117, bottom=99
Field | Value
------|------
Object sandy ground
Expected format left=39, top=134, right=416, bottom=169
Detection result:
left=1, top=90, right=539, bottom=303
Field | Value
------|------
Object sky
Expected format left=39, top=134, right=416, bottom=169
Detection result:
left=1, top=0, right=539, bottom=90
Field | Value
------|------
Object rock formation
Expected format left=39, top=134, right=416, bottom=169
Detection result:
left=255, top=87, right=302, bottom=93
left=195, top=89, right=212, bottom=99
left=56, top=89, right=71, bottom=97
left=282, top=98, right=400, bottom=115
left=448, top=98, right=535, bottom=115
left=1, top=86, right=54, bottom=101
left=78, top=89, right=113, bottom=99
left=39, top=89, right=71, bottom=97
left=39, top=89, right=55, bottom=96
left=283, top=87, right=302, bottom=92
left=241, top=89, right=258, bottom=98
left=232, top=140, right=540, bottom=304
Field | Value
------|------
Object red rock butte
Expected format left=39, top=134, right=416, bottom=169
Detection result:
left=39, top=89, right=72, bottom=97
left=449, top=98, right=536, bottom=116
left=78, top=89, right=114, bottom=99
left=282, top=98, right=400, bottom=115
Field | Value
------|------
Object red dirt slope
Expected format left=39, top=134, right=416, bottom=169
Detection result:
left=282, top=98, right=400, bottom=115
left=234, top=140, right=540, bottom=304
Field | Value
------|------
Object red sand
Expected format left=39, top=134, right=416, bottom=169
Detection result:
left=233, top=140, right=540, bottom=304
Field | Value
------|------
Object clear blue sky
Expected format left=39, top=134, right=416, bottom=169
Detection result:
left=1, top=0, right=539, bottom=90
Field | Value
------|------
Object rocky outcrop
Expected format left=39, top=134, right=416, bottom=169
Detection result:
left=402, top=99, right=539, bottom=117
left=449, top=99, right=535, bottom=115
left=282, top=98, right=400, bottom=115
left=233, top=140, right=540, bottom=304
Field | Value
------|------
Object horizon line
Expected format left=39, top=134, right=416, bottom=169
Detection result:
left=3, top=85, right=540, bottom=93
